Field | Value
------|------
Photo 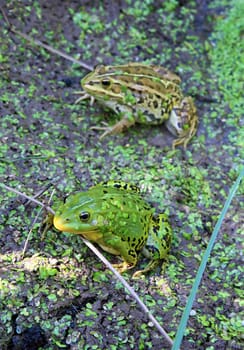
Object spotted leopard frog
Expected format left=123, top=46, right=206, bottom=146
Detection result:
left=76, top=63, right=198, bottom=148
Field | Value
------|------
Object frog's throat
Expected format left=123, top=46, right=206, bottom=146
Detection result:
left=79, top=231, right=103, bottom=241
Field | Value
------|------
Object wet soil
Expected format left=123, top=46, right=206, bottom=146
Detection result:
left=0, top=1, right=243, bottom=349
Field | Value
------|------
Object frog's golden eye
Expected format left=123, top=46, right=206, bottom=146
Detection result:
left=79, top=211, right=90, bottom=222
left=101, top=79, right=111, bottom=87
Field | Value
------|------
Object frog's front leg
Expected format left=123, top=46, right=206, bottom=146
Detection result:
left=112, top=261, right=136, bottom=274
left=74, top=91, right=95, bottom=106
left=90, top=115, right=135, bottom=140
left=102, top=232, right=138, bottom=273
left=40, top=212, right=54, bottom=239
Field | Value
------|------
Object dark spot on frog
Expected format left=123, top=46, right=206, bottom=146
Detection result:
left=165, top=234, right=171, bottom=246
left=63, top=195, right=68, bottom=203
left=161, top=107, right=167, bottom=116
left=115, top=106, right=122, bottom=113
left=121, top=77, right=132, bottom=84
left=87, top=81, right=96, bottom=86
left=113, top=183, right=122, bottom=188
left=128, top=249, right=137, bottom=258
left=153, top=223, right=160, bottom=233
left=137, top=97, right=144, bottom=104
left=146, top=244, right=158, bottom=254
left=153, top=100, right=158, bottom=109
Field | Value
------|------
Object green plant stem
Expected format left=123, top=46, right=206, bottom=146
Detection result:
left=172, top=167, right=244, bottom=350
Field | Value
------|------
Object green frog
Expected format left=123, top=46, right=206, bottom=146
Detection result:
left=76, top=63, right=198, bottom=148
left=53, top=181, right=172, bottom=278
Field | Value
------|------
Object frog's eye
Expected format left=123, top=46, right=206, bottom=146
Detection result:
left=101, top=79, right=111, bottom=87
left=79, top=211, right=90, bottom=222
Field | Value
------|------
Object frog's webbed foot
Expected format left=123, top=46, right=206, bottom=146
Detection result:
left=132, top=255, right=171, bottom=279
left=91, top=117, right=135, bottom=139
left=132, top=259, right=160, bottom=279
left=112, top=261, right=135, bottom=274
left=74, top=91, right=95, bottom=106
left=172, top=137, right=191, bottom=149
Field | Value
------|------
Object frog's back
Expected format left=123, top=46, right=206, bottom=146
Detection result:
left=85, top=64, right=182, bottom=125
left=99, top=63, right=181, bottom=83
left=89, top=182, right=153, bottom=217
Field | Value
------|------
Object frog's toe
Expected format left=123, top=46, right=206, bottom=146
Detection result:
left=132, top=270, right=144, bottom=279
left=74, top=91, right=94, bottom=105
left=99, top=128, right=114, bottom=139
left=90, top=124, right=113, bottom=139
left=132, top=259, right=160, bottom=279
left=172, top=136, right=189, bottom=149
left=112, top=261, right=135, bottom=274
left=90, top=125, right=121, bottom=139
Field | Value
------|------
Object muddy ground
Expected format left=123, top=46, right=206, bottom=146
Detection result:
left=0, top=1, right=243, bottom=349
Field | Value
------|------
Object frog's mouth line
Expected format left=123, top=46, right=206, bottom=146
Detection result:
left=78, top=231, right=103, bottom=241
left=53, top=217, right=102, bottom=241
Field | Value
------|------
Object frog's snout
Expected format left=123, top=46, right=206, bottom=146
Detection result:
left=53, top=216, right=68, bottom=231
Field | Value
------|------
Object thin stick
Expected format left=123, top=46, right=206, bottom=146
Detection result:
left=0, top=183, right=54, bottom=214
left=22, top=189, right=56, bottom=255
left=1, top=182, right=174, bottom=346
left=1, top=7, right=93, bottom=71
left=22, top=206, right=43, bottom=256
left=83, top=238, right=174, bottom=346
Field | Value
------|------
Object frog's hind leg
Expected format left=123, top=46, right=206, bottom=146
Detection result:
left=166, top=96, right=198, bottom=149
left=132, top=214, right=172, bottom=279
left=101, top=233, right=138, bottom=274
left=132, top=256, right=160, bottom=279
